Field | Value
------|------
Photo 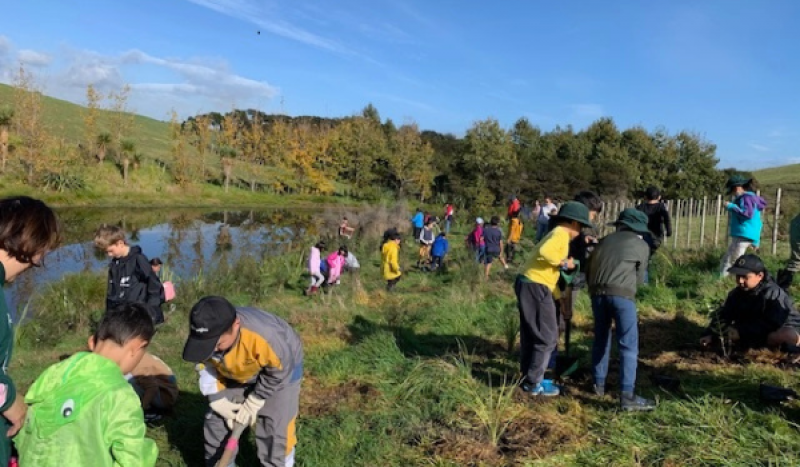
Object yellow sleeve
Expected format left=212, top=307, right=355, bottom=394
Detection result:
left=390, top=247, right=400, bottom=273
left=538, top=230, right=567, bottom=267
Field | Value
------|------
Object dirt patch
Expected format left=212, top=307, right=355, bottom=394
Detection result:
left=300, top=378, right=381, bottom=417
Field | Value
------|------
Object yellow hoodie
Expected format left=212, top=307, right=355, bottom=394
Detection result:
left=381, top=241, right=402, bottom=280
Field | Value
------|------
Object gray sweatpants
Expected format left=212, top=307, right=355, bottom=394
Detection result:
left=720, top=236, right=753, bottom=277
left=515, top=278, right=559, bottom=386
left=205, top=379, right=301, bottom=467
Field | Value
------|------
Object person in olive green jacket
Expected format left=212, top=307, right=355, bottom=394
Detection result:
left=15, top=303, right=158, bottom=466
left=0, top=196, right=61, bottom=466
left=586, top=208, right=654, bottom=411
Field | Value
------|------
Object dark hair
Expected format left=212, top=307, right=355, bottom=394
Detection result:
left=438, top=232, right=447, bottom=237
left=339, top=245, right=348, bottom=255
left=150, top=257, right=163, bottom=266
left=573, top=191, right=603, bottom=213
left=315, top=241, right=326, bottom=250
left=490, top=216, right=500, bottom=225
left=0, top=196, right=62, bottom=265
left=743, top=180, right=757, bottom=192
left=644, top=186, right=661, bottom=201
left=94, top=303, right=156, bottom=346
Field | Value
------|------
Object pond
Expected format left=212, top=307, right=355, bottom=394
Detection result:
left=6, top=207, right=327, bottom=317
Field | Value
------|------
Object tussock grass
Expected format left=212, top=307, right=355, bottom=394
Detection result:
left=10, top=230, right=800, bottom=466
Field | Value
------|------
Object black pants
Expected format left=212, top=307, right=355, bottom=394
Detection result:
left=386, top=277, right=401, bottom=291
left=431, top=255, right=443, bottom=270
left=506, top=241, right=518, bottom=263
left=515, top=277, right=559, bottom=386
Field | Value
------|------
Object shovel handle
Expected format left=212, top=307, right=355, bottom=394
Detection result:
left=216, top=422, right=247, bottom=467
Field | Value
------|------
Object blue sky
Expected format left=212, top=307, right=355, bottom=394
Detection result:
left=0, top=0, right=798, bottom=170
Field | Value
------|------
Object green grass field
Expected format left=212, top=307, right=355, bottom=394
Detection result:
left=11, top=224, right=800, bottom=466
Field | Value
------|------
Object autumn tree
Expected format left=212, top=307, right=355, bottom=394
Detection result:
left=0, top=106, right=12, bottom=173
left=108, top=84, right=134, bottom=164
left=11, top=65, right=48, bottom=184
left=83, top=84, right=103, bottom=161
left=388, top=123, right=434, bottom=200
left=119, top=138, right=135, bottom=185
left=170, top=110, right=192, bottom=187
left=96, top=131, right=112, bottom=163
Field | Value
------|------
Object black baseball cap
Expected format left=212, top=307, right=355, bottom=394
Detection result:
left=727, top=254, right=766, bottom=276
left=182, top=296, right=238, bottom=362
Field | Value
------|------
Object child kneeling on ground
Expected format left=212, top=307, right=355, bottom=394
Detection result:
left=15, top=303, right=159, bottom=466
left=516, top=202, right=592, bottom=396
left=126, top=352, right=179, bottom=421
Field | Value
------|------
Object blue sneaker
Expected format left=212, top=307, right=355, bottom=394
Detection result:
left=521, top=380, right=560, bottom=397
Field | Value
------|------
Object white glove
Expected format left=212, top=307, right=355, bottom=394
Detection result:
left=234, top=395, right=265, bottom=427
left=209, top=398, right=241, bottom=421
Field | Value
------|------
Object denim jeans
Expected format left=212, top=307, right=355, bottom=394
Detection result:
left=536, top=222, right=549, bottom=242
left=591, top=295, right=639, bottom=393
left=445, top=217, right=452, bottom=234
left=475, top=245, right=485, bottom=263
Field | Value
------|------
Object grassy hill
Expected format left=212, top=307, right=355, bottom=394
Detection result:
left=0, top=82, right=172, bottom=160
left=754, top=163, right=800, bottom=191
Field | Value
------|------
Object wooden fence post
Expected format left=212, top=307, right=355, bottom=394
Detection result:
left=674, top=199, right=681, bottom=249
left=772, top=187, right=782, bottom=256
left=700, top=196, right=708, bottom=247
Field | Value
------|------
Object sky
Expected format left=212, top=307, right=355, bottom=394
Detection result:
left=0, top=0, right=798, bottom=170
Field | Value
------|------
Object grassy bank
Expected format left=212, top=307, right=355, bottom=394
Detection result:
left=11, top=231, right=800, bottom=466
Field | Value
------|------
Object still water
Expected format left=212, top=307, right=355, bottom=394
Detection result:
left=7, top=207, right=324, bottom=315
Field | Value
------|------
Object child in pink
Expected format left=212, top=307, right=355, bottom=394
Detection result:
left=306, top=241, right=326, bottom=295
left=326, top=247, right=347, bottom=285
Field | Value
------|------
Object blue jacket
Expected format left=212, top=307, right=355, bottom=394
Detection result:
left=431, top=236, right=449, bottom=257
left=411, top=212, right=424, bottom=229
left=728, top=191, right=767, bottom=246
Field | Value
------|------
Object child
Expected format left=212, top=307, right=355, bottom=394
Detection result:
left=343, top=247, right=360, bottom=273
left=182, top=296, right=303, bottom=467
left=482, top=216, right=508, bottom=277
left=587, top=209, right=655, bottom=410
left=150, top=257, right=176, bottom=303
left=126, top=352, right=179, bottom=421
left=326, top=247, right=346, bottom=285
left=430, top=232, right=449, bottom=271
left=466, top=218, right=485, bottom=263
left=305, top=241, right=326, bottom=295
left=506, top=213, right=524, bottom=264
left=15, top=303, right=159, bottom=466
left=411, top=208, right=424, bottom=241
left=94, top=225, right=164, bottom=324
left=516, top=202, right=592, bottom=397
left=418, top=219, right=435, bottom=268
left=444, top=203, right=455, bottom=234
left=720, top=175, right=767, bottom=277
left=382, top=231, right=402, bottom=291
left=536, top=196, right=558, bottom=242
left=339, top=217, right=355, bottom=239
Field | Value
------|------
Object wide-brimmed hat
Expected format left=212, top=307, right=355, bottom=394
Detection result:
left=725, top=174, right=752, bottom=193
left=610, top=208, right=651, bottom=235
left=551, top=201, right=593, bottom=228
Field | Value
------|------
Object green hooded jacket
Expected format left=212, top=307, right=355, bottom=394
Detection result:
left=0, top=263, right=18, bottom=465
left=15, top=352, right=158, bottom=467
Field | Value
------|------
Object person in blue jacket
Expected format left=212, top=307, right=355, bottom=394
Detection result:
left=720, top=175, right=767, bottom=278
left=411, top=208, right=424, bottom=241
left=430, top=232, right=449, bottom=271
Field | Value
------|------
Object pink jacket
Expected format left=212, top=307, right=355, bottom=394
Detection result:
left=326, top=252, right=345, bottom=283
left=308, top=247, right=321, bottom=275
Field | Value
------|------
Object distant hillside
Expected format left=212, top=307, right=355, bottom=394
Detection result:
left=754, top=163, right=800, bottom=190
left=0, top=83, right=171, bottom=161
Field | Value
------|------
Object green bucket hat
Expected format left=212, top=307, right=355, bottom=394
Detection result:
left=725, top=174, right=752, bottom=193
left=610, top=208, right=651, bottom=235
left=551, top=201, right=593, bottom=228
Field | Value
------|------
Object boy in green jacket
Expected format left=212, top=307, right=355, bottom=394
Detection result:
left=15, top=303, right=159, bottom=466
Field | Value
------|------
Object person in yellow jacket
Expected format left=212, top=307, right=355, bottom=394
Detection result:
left=506, top=212, right=524, bottom=264
left=515, top=202, right=593, bottom=397
left=381, top=231, right=402, bottom=291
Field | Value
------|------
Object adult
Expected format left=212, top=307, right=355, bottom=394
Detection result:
left=508, top=195, right=521, bottom=220
left=443, top=203, right=455, bottom=234
left=587, top=208, right=655, bottom=411
left=0, top=196, right=61, bottom=464
left=536, top=196, right=558, bottom=242
left=719, top=175, right=766, bottom=277
left=776, top=213, right=800, bottom=291
left=338, top=217, right=355, bottom=239
left=183, top=296, right=303, bottom=467
left=636, top=186, right=672, bottom=252
left=410, top=208, right=424, bottom=241
left=701, top=254, right=800, bottom=350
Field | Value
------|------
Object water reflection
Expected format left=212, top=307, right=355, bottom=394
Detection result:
left=7, top=208, right=319, bottom=315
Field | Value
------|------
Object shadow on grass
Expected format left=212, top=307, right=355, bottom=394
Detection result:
left=162, top=390, right=259, bottom=466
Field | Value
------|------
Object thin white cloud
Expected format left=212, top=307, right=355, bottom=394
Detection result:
left=570, top=104, right=604, bottom=119
left=17, top=49, right=52, bottom=67
left=748, top=143, right=769, bottom=152
left=185, top=0, right=351, bottom=54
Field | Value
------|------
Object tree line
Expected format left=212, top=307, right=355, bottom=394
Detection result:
left=0, top=66, right=739, bottom=206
